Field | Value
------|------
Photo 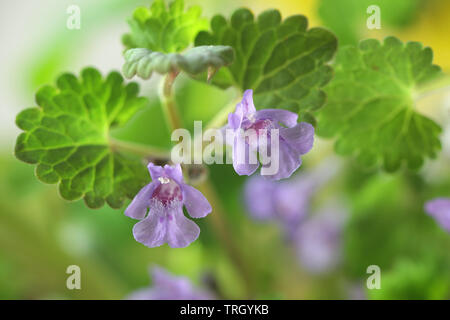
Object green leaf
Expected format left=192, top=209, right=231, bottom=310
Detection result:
left=318, top=0, right=423, bottom=45
left=123, top=45, right=234, bottom=80
left=316, top=37, right=442, bottom=172
left=194, top=8, right=337, bottom=117
left=122, top=0, right=208, bottom=53
left=14, top=68, right=150, bottom=209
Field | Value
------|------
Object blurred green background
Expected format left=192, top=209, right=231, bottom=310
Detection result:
left=1, top=0, right=450, bottom=299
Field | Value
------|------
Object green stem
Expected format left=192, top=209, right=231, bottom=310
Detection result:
left=205, top=95, right=241, bottom=131
left=197, top=180, right=254, bottom=298
left=109, top=137, right=170, bottom=159
left=160, top=71, right=182, bottom=131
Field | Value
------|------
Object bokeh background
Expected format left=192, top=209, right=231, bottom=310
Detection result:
left=1, top=0, right=450, bottom=299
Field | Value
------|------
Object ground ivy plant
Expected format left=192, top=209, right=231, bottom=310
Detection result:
left=13, top=0, right=447, bottom=295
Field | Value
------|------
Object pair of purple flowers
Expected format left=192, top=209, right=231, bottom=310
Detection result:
left=243, top=166, right=450, bottom=274
left=244, top=158, right=346, bottom=274
left=125, top=90, right=315, bottom=248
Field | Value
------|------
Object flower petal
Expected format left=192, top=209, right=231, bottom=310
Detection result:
left=261, top=140, right=302, bottom=180
left=125, top=181, right=159, bottom=219
left=132, top=203, right=167, bottom=248
left=241, top=89, right=256, bottom=115
left=182, top=184, right=212, bottom=218
left=232, top=135, right=259, bottom=176
left=148, top=162, right=164, bottom=181
left=280, top=122, right=314, bottom=155
left=165, top=206, right=200, bottom=248
left=255, top=109, right=298, bottom=127
left=228, top=108, right=243, bottom=131
left=164, top=164, right=183, bottom=184
left=425, top=198, right=450, bottom=231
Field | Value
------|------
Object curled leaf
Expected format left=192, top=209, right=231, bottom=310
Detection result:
left=195, top=8, right=337, bottom=118
left=122, top=45, right=234, bottom=80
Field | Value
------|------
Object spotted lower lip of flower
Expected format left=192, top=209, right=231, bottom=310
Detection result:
left=228, top=89, right=314, bottom=180
left=424, top=197, right=450, bottom=232
left=125, top=163, right=212, bottom=248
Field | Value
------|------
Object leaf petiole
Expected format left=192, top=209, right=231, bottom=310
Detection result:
left=109, top=137, right=170, bottom=159
left=160, top=70, right=183, bottom=131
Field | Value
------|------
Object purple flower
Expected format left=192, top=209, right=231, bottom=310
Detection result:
left=125, top=163, right=212, bottom=248
left=294, top=207, right=347, bottom=274
left=244, top=175, right=311, bottom=235
left=424, top=197, right=450, bottom=232
left=228, top=89, right=314, bottom=180
left=244, top=158, right=340, bottom=235
left=127, top=266, right=213, bottom=300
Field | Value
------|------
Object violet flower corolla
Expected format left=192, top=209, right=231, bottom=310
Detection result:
left=127, top=266, right=213, bottom=300
left=424, top=197, right=450, bottom=232
left=125, top=163, right=212, bottom=248
left=293, top=206, right=347, bottom=274
left=227, top=89, right=314, bottom=180
left=244, top=158, right=340, bottom=236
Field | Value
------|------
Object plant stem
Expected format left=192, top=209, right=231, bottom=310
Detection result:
left=197, top=179, right=254, bottom=298
left=109, top=137, right=170, bottom=159
left=160, top=71, right=182, bottom=131
left=205, top=95, right=241, bottom=131
left=157, top=75, right=252, bottom=298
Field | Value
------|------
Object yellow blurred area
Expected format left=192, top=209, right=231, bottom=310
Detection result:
left=395, top=0, right=450, bottom=71
left=362, top=1, right=450, bottom=72
left=248, top=0, right=320, bottom=26
left=252, top=0, right=450, bottom=72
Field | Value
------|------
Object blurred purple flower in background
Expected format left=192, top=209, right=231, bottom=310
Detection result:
left=424, top=197, right=450, bottom=232
left=244, top=158, right=340, bottom=235
left=127, top=266, right=213, bottom=300
left=244, top=158, right=347, bottom=273
left=228, top=89, right=314, bottom=180
left=346, top=282, right=367, bottom=300
left=125, top=163, right=212, bottom=248
left=294, top=207, right=347, bottom=274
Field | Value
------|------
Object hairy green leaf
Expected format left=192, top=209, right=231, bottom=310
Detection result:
left=122, top=0, right=208, bottom=53
left=123, top=45, right=234, bottom=80
left=15, top=68, right=149, bottom=209
left=316, top=37, right=442, bottom=172
left=194, top=8, right=337, bottom=118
